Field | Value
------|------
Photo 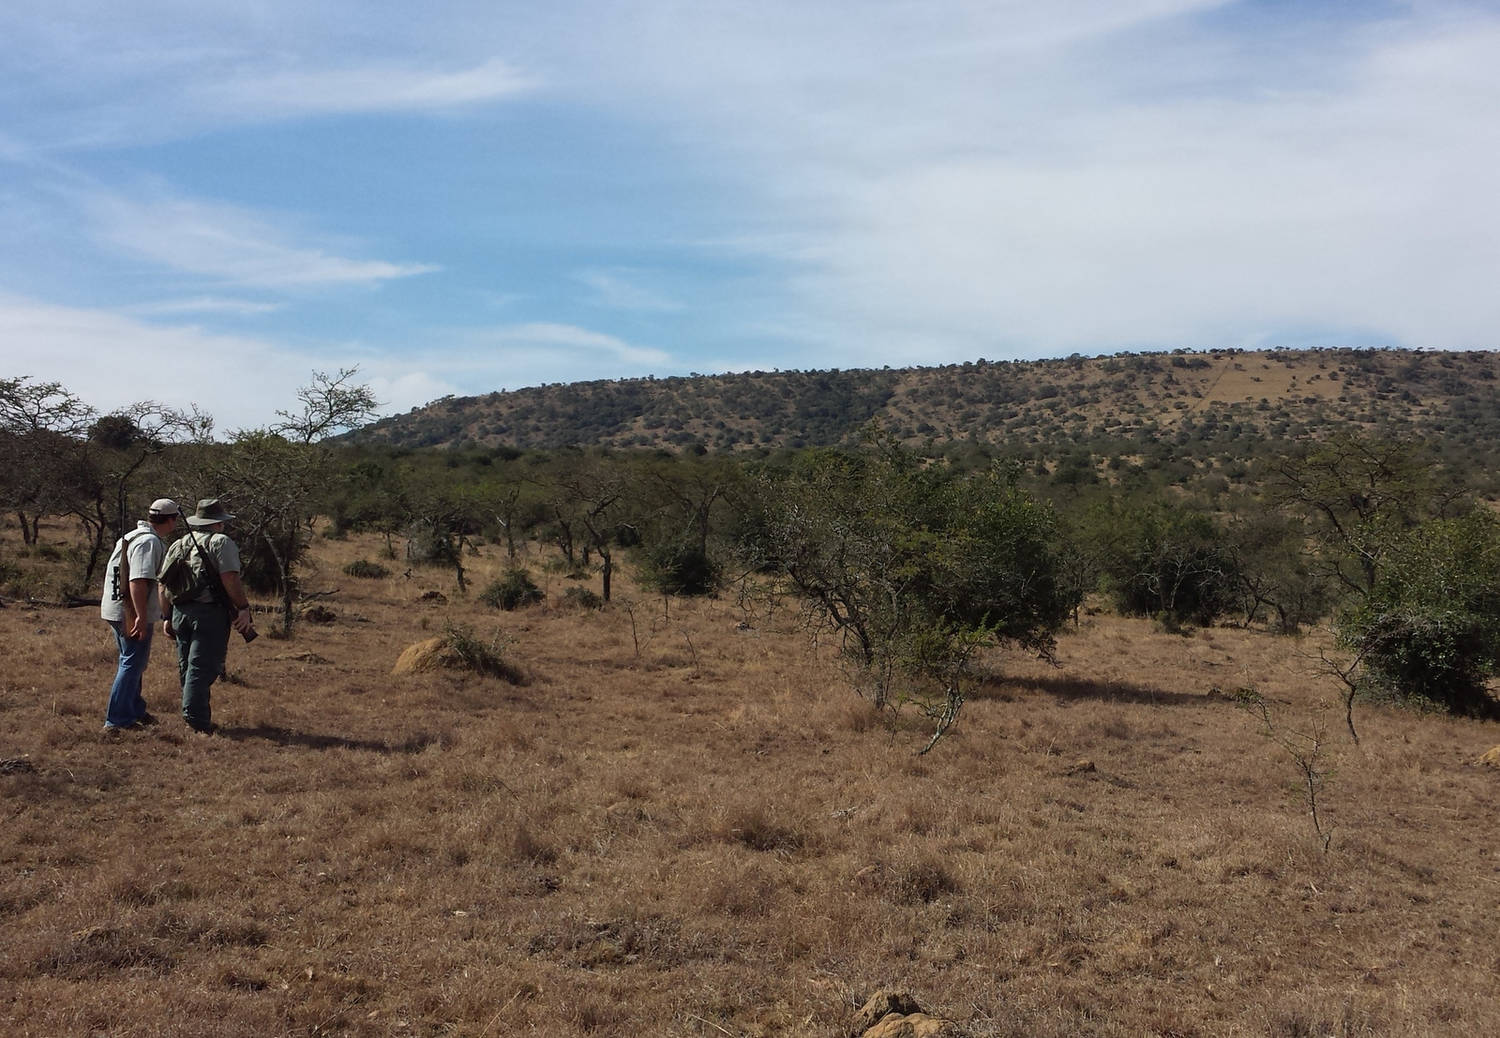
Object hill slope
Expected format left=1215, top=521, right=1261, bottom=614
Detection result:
left=354, top=347, right=1500, bottom=462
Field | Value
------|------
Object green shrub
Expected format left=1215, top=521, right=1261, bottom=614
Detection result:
left=441, top=621, right=525, bottom=683
left=544, top=556, right=590, bottom=580
left=638, top=540, right=720, bottom=596
left=1107, top=507, right=1239, bottom=626
left=480, top=568, right=545, bottom=610
left=1338, top=511, right=1500, bottom=718
left=343, top=559, right=390, bottom=579
left=562, top=586, right=603, bottom=610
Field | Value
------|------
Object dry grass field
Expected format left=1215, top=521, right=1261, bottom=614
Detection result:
left=4, top=524, right=1500, bottom=1037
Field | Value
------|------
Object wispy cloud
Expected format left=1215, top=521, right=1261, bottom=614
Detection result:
left=563, top=0, right=1500, bottom=361
left=77, top=187, right=437, bottom=288
left=202, top=57, right=534, bottom=122
left=480, top=322, right=672, bottom=369
left=125, top=297, right=283, bottom=317
left=573, top=268, right=684, bottom=312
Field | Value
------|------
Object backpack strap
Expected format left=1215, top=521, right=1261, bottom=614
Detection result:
left=117, top=527, right=149, bottom=618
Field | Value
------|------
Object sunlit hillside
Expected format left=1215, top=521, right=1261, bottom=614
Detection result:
left=354, top=349, right=1500, bottom=472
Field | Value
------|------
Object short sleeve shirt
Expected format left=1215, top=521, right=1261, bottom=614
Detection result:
left=100, top=522, right=167, bottom=623
left=175, top=530, right=242, bottom=604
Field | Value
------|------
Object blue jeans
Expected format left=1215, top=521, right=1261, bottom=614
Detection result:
left=105, top=620, right=153, bottom=727
left=174, top=601, right=230, bottom=731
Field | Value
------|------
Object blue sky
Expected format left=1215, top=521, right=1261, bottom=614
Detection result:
left=2, top=0, right=1498, bottom=431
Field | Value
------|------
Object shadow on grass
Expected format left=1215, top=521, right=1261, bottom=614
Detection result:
left=974, top=673, right=1209, bottom=707
left=217, top=724, right=451, bottom=754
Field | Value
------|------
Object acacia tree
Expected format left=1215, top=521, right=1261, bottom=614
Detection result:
left=754, top=438, right=1076, bottom=750
left=1224, top=510, right=1330, bottom=634
left=205, top=370, right=379, bottom=635
left=1272, top=434, right=1461, bottom=597
left=77, top=402, right=213, bottom=585
left=547, top=454, right=630, bottom=601
left=401, top=468, right=489, bottom=592
left=98, top=403, right=213, bottom=526
left=275, top=367, right=379, bottom=444
left=1, top=378, right=207, bottom=590
left=0, top=377, right=94, bottom=545
left=1106, top=506, right=1240, bottom=627
left=635, top=454, right=741, bottom=596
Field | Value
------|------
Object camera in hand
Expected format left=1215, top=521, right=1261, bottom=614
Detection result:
left=235, top=607, right=258, bottom=643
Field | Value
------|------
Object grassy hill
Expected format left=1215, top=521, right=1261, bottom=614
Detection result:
left=354, top=348, right=1500, bottom=469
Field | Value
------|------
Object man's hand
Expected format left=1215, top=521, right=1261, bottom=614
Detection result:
left=232, top=608, right=254, bottom=635
left=125, top=613, right=148, bottom=640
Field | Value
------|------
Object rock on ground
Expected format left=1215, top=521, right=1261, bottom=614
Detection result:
left=850, top=991, right=959, bottom=1037
left=862, top=1013, right=961, bottom=1038
left=392, top=637, right=449, bottom=675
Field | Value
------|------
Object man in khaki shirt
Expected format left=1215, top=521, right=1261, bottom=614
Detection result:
left=160, top=498, right=254, bottom=735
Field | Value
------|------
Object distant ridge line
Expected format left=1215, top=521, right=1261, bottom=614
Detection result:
left=349, top=346, right=1500, bottom=456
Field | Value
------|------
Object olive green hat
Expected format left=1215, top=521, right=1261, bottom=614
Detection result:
left=186, top=498, right=235, bottom=528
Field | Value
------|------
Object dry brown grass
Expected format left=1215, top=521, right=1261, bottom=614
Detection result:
left=4, top=527, right=1500, bottom=1037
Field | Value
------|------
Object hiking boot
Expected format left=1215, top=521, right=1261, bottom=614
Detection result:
left=136, top=712, right=160, bottom=727
left=102, top=722, right=134, bottom=734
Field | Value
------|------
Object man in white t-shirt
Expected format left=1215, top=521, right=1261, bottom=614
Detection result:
left=100, top=498, right=181, bottom=732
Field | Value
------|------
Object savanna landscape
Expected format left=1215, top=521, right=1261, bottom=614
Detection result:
left=4, top=520, right=1500, bottom=1036
left=4, top=353, right=1500, bottom=1036
left=11, top=0, right=1500, bottom=1033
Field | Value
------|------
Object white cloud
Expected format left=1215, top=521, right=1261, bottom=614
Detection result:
left=363, top=370, right=462, bottom=416
left=7, top=0, right=1500, bottom=395
left=0, top=1, right=540, bottom=149
left=0, top=292, right=455, bottom=430
left=0, top=295, right=677, bottom=428
left=77, top=186, right=437, bottom=288
left=0, top=294, right=317, bottom=430
left=622, top=1, right=1500, bottom=361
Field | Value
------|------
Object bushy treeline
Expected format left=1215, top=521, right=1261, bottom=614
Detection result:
left=314, top=429, right=1500, bottom=723
left=6, top=372, right=1500, bottom=727
left=0, top=370, right=374, bottom=635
